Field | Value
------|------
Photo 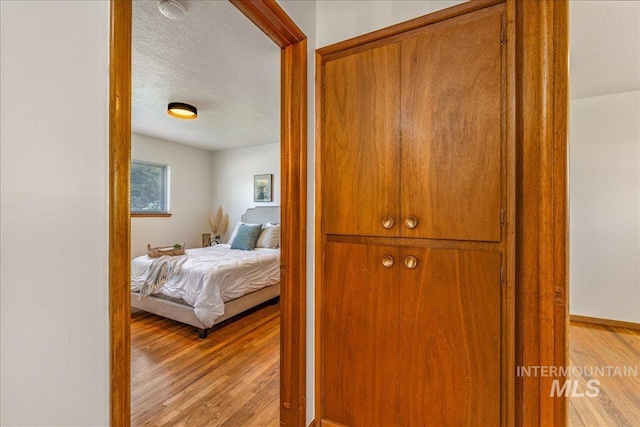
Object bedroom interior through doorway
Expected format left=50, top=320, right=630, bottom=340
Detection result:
left=109, top=0, right=308, bottom=425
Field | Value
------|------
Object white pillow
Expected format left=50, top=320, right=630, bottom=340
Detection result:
left=256, top=224, right=280, bottom=249
left=227, top=221, right=260, bottom=244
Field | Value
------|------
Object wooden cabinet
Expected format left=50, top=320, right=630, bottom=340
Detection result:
left=318, top=4, right=513, bottom=427
left=323, top=10, right=504, bottom=242
left=322, top=242, right=502, bottom=426
left=322, top=242, right=401, bottom=426
left=396, top=246, right=502, bottom=426
left=323, top=43, right=401, bottom=238
left=400, top=11, right=503, bottom=242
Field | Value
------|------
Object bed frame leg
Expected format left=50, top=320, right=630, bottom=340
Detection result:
left=198, top=328, right=208, bottom=339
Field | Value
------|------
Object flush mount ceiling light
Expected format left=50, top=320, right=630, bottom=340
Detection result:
left=158, top=0, right=185, bottom=20
left=167, top=102, right=197, bottom=119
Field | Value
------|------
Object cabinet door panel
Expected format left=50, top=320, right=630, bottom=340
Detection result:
left=401, top=11, right=503, bottom=241
left=323, top=44, right=400, bottom=237
left=322, top=242, right=400, bottom=427
left=397, top=248, right=502, bottom=425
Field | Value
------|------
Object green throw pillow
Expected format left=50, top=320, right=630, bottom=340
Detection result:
left=230, top=224, right=263, bottom=250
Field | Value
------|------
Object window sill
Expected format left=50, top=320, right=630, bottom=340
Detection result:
left=131, top=212, right=172, bottom=218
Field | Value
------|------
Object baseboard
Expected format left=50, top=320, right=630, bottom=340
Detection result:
left=570, top=314, right=640, bottom=331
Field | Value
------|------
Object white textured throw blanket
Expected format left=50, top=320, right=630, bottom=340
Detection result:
left=131, top=255, right=188, bottom=298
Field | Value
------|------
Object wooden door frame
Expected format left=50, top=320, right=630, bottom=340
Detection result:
left=515, top=0, right=569, bottom=425
left=314, top=0, right=568, bottom=425
left=109, top=1, right=308, bottom=426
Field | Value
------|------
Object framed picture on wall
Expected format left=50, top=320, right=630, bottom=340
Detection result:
left=254, top=174, right=273, bottom=202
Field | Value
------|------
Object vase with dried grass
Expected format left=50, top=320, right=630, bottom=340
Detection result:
left=209, top=206, right=229, bottom=243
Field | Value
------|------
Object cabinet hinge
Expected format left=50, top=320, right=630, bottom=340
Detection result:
left=500, top=22, right=505, bottom=46
left=500, top=208, right=505, bottom=226
left=280, top=264, right=286, bottom=273
left=500, top=266, right=504, bottom=284
left=554, top=286, right=565, bottom=305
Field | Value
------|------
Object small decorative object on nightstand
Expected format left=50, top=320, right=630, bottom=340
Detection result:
left=202, top=233, right=211, bottom=248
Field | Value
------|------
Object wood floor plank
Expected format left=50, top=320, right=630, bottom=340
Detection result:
left=131, top=304, right=280, bottom=427
left=133, top=308, right=638, bottom=426
left=569, top=321, right=640, bottom=426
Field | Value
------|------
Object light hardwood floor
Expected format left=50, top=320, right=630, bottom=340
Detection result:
left=569, top=322, right=640, bottom=426
left=131, top=303, right=280, bottom=427
left=132, top=308, right=638, bottom=426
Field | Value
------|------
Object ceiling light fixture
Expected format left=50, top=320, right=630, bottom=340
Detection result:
left=158, top=0, right=186, bottom=20
left=167, top=102, right=198, bottom=119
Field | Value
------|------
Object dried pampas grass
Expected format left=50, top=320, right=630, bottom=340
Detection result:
left=209, top=206, right=229, bottom=237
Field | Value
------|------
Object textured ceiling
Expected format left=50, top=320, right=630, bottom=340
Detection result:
left=132, top=0, right=280, bottom=151
left=570, top=0, right=640, bottom=100
left=132, top=0, right=639, bottom=152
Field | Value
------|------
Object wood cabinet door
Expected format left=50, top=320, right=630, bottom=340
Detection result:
left=397, top=247, right=502, bottom=425
left=322, top=242, right=401, bottom=426
left=400, top=10, right=503, bottom=241
left=323, top=43, right=401, bottom=237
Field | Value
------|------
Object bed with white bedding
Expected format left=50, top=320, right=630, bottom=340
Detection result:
left=131, top=206, right=281, bottom=338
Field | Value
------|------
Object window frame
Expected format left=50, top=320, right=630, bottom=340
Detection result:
left=130, top=159, right=171, bottom=217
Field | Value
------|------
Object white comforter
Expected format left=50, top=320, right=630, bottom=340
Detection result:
left=131, top=244, right=280, bottom=327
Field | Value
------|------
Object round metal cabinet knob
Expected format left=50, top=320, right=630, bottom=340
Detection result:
left=405, top=216, right=418, bottom=229
left=404, top=256, right=418, bottom=269
left=382, top=255, right=394, bottom=268
left=382, top=217, right=395, bottom=229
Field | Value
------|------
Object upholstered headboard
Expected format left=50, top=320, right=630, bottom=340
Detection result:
left=241, top=206, right=280, bottom=225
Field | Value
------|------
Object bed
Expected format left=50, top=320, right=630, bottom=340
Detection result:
left=131, top=206, right=281, bottom=338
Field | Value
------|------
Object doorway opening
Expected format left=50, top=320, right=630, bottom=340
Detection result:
left=109, top=1, right=308, bottom=425
left=567, top=1, right=640, bottom=425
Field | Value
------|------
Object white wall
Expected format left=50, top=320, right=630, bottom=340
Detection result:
left=570, top=91, right=640, bottom=323
left=316, top=0, right=466, bottom=47
left=131, top=134, right=213, bottom=257
left=210, top=143, right=281, bottom=242
left=0, top=1, right=110, bottom=425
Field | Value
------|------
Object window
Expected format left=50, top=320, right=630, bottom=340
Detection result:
left=131, top=160, right=170, bottom=216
